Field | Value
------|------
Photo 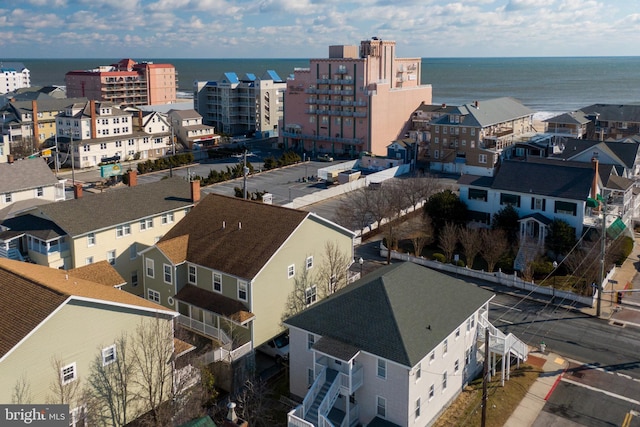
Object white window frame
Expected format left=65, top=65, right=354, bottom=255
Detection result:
left=61, top=362, right=77, bottom=384
left=85, top=256, right=93, bottom=265
left=116, top=223, right=131, bottom=238
left=479, top=154, right=487, bottom=164
left=36, top=187, right=44, bottom=197
left=307, top=333, right=315, bottom=350
left=416, top=363, right=421, bottom=381
left=87, top=232, right=95, bottom=247
left=140, top=218, right=153, bottom=231
left=145, top=258, right=155, bottom=278
left=238, top=280, right=248, bottom=301
left=188, top=264, right=197, bottom=284
left=305, top=285, right=317, bottom=306
left=442, top=371, right=448, bottom=391
left=107, top=250, right=116, bottom=265
left=376, top=396, right=386, bottom=418
left=443, top=339, right=448, bottom=355
left=455, top=359, right=460, bottom=373
left=148, top=288, right=160, bottom=303
left=163, top=264, right=172, bottom=284
left=213, top=272, right=222, bottom=293
left=415, top=397, right=421, bottom=419
left=430, top=351, right=435, bottom=364
left=287, top=264, right=295, bottom=279
left=102, top=345, right=116, bottom=366
left=377, top=358, right=387, bottom=379
left=429, top=384, right=435, bottom=400
left=455, top=328, right=460, bottom=339
left=306, top=256, right=313, bottom=270
left=162, top=212, right=174, bottom=224
left=4, top=193, right=12, bottom=203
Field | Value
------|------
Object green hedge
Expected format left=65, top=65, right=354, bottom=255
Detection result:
left=137, top=153, right=194, bottom=174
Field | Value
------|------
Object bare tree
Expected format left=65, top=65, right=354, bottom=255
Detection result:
left=400, top=215, right=434, bottom=257
left=131, top=317, right=175, bottom=426
left=335, top=187, right=371, bottom=235
left=86, top=334, right=137, bottom=426
left=480, top=229, right=509, bottom=272
left=458, top=226, right=483, bottom=268
left=317, top=241, right=352, bottom=297
left=399, top=174, right=443, bottom=209
left=438, top=223, right=459, bottom=263
left=281, top=263, right=315, bottom=323
left=11, top=373, right=33, bottom=404
left=48, top=356, right=82, bottom=406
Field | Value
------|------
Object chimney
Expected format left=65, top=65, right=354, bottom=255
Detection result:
left=7, top=154, right=14, bottom=164
left=90, top=100, right=97, bottom=139
left=222, top=402, right=248, bottom=427
left=74, top=183, right=83, bottom=199
left=190, top=179, right=200, bottom=203
left=138, top=110, right=143, bottom=131
left=474, top=100, right=479, bottom=108
left=441, top=103, right=446, bottom=109
left=31, top=100, right=39, bottom=145
left=591, top=156, right=599, bottom=201
left=128, top=169, right=137, bottom=187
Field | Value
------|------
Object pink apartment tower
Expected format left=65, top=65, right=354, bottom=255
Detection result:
left=280, top=38, right=432, bottom=157
left=65, top=59, right=177, bottom=107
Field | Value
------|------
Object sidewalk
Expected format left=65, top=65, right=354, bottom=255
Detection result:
left=503, top=349, right=568, bottom=427
left=581, top=233, right=640, bottom=324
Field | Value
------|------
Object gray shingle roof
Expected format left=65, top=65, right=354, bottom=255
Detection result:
left=580, top=104, right=640, bottom=123
left=31, top=177, right=194, bottom=237
left=433, top=97, right=533, bottom=128
left=544, top=111, right=591, bottom=125
left=0, top=158, right=60, bottom=193
left=492, top=160, right=594, bottom=200
left=0, top=214, right=65, bottom=241
left=285, top=262, right=494, bottom=367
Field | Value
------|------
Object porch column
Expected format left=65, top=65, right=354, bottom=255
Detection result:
left=520, top=222, right=525, bottom=241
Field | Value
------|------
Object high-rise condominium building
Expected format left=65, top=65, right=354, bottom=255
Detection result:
left=280, top=38, right=432, bottom=157
left=65, top=59, right=177, bottom=107
left=194, top=70, right=286, bottom=138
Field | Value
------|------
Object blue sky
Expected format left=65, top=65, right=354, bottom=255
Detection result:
left=2, top=0, right=639, bottom=58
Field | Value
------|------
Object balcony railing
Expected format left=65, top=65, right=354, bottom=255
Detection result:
left=177, top=315, right=231, bottom=345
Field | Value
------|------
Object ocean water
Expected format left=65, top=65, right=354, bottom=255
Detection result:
left=5, top=56, right=640, bottom=116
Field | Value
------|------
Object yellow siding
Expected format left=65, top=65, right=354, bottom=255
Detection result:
left=251, top=216, right=353, bottom=346
left=0, top=301, right=173, bottom=414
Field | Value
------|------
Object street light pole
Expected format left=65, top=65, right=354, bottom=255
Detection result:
left=358, top=257, right=364, bottom=276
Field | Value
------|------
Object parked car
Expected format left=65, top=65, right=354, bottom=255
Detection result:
left=317, top=154, right=334, bottom=162
left=257, top=332, right=289, bottom=364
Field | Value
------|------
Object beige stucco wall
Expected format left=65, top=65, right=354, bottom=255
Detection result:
left=0, top=300, right=173, bottom=416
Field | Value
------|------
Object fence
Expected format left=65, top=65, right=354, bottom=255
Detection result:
left=381, top=247, right=605, bottom=307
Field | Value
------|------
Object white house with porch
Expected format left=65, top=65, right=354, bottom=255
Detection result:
left=285, top=262, right=528, bottom=427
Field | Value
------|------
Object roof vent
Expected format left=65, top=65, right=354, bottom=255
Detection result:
left=238, top=222, right=242, bottom=230
left=222, top=221, right=226, bottom=229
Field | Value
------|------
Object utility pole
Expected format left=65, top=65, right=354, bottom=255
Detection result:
left=481, top=327, right=489, bottom=427
left=169, top=122, right=174, bottom=177
left=597, top=192, right=607, bottom=317
left=70, top=131, right=75, bottom=187
left=242, top=149, right=248, bottom=199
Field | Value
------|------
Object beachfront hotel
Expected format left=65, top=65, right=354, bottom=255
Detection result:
left=0, top=62, right=31, bottom=94
left=280, top=38, right=432, bottom=157
left=65, top=59, right=177, bottom=107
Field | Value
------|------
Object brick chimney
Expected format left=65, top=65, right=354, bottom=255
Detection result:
left=190, top=179, right=200, bottom=203
left=73, top=183, right=83, bottom=199
left=7, top=154, right=14, bottom=164
left=138, top=110, right=144, bottom=131
left=90, top=100, right=97, bottom=139
left=32, top=100, right=39, bottom=145
left=222, top=402, right=248, bottom=427
left=128, top=169, right=137, bottom=187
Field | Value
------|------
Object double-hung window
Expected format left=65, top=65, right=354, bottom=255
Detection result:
left=61, top=363, right=77, bottom=384
left=102, top=345, right=116, bottom=366
left=213, top=272, right=222, bottom=292
left=188, top=265, right=196, bottom=284
left=163, top=264, right=172, bottom=284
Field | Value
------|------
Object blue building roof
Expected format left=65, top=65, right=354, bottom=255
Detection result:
left=265, top=70, right=283, bottom=82
left=222, top=72, right=239, bottom=84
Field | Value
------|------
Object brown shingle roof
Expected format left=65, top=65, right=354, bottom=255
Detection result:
left=175, top=285, right=254, bottom=324
left=157, top=235, right=189, bottom=264
left=68, top=261, right=127, bottom=288
left=159, top=194, right=309, bottom=279
left=0, top=258, right=176, bottom=359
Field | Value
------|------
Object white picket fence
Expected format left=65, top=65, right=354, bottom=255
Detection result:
left=381, top=247, right=608, bottom=307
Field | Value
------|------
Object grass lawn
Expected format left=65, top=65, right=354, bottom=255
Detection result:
left=433, top=359, right=543, bottom=427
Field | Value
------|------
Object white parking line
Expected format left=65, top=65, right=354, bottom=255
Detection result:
left=561, top=377, right=640, bottom=405
left=490, top=302, right=523, bottom=311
